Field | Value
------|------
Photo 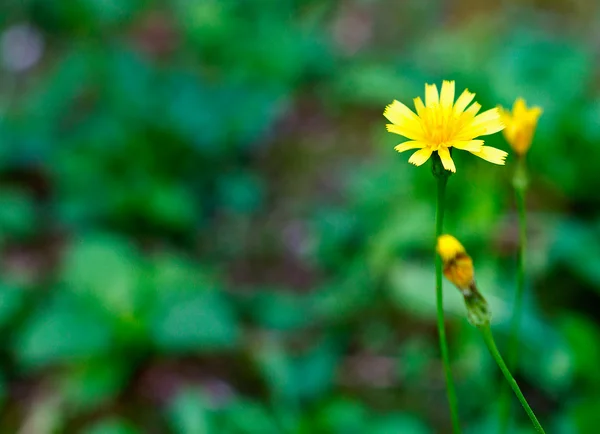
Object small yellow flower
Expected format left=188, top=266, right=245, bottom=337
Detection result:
left=498, top=98, right=542, bottom=156
left=384, top=80, right=507, bottom=172
left=436, top=234, right=474, bottom=291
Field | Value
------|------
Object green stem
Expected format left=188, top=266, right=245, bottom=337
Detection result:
left=510, top=161, right=528, bottom=369
left=480, top=325, right=546, bottom=434
left=434, top=170, right=461, bottom=433
left=499, top=158, right=528, bottom=433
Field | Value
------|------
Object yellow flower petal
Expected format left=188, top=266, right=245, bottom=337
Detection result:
left=472, top=108, right=500, bottom=124
left=444, top=255, right=475, bottom=291
left=451, top=140, right=483, bottom=151
left=436, top=234, right=467, bottom=262
left=394, top=141, right=426, bottom=153
left=456, top=108, right=503, bottom=140
left=469, top=146, right=508, bottom=165
left=408, top=147, right=433, bottom=166
left=453, top=89, right=475, bottom=115
left=425, top=83, right=439, bottom=107
left=440, top=80, right=455, bottom=109
left=384, top=100, right=419, bottom=124
left=513, top=98, right=527, bottom=117
left=437, top=147, right=456, bottom=173
left=413, top=97, right=426, bottom=117
left=463, top=101, right=481, bottom=118
left=386, top=124, right=425, bottom=141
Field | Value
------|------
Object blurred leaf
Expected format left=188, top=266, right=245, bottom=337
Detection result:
left=167, top=389, right=212, bottom=434
left=0, top=284, right=24, bottom=328
left=0, top=189, right=37, bottom=239
left=61, top=234, right=146, bottom=324
left=104, top=48, right=154, bottom=120
left=60, top=360, right=129, bottom=413
left=334, top=64, right=420, bottom=106
left=253, top=340, right=295, bottom=401
left=160, top=73, right=225, bottom=153
left=388, top=261, right=465, bottom=320
left=294, top=340, right=339, bottom=400
left=559, top=313, right=600, bottom=386
left=80, top=0, right=140, bottom=26
left=220, top=399, right=279, bottom=434
left=19, top=394, right=64, bottom=434
left=372, top=413, right=432, bottom=434
left=216, top=172, right=265, bottom=215
left=81, top=418, right=140, bottom=434
left=14, top=292, right=112, bottom=368
left=549, top=220, right=600, bottom=288
left=254, top=339, right=337, bottom=406
left=146, top=182, right=197, bottom=230
left=312, top=399, right=368, bottom=434
left=148, top=253, right=217, bottom=293
left=312, top=261, right=374, bottom=321
left=247, top=290, right=311, bottom=331
left=22, top=47, right=94, bottom=128
left=569, top=397, right=600, bottom=434
left=0, top=371, right=6, bottom=409
left=152, top=290, right=239, bottom=353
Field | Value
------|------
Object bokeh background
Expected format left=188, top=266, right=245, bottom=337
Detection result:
left=0, top=0, right=599, bottom=433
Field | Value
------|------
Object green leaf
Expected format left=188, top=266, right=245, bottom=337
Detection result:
left=216, top=172, right=264, bottom=215
left=372, top=413, right=432, bottom=434
left=167, top=389, right=212, bottom=434
left=14, top=292, right=112, bottom=369
left=80, top=0, right=140, bottom=26
left=0, top=189, right=37, bottom=240
left=60, top=234, right=144, bottom=322
left=313, top=399, right=368, bottom=433
left=151, top=290, right=239, bottom=353
left=559, top=314, right=600, bottom=385
left=0, top=284, right=24, bottom=328
left=60, top=359, right=129, bottom=413
left=81, top=418, right=140, bottom=434
left=294, top=341, right=338, bottom=400
left=248, top=290, right=311, bottom=331
left=220, top=399, right=279, bottom=434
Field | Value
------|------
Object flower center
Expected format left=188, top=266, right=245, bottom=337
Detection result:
left=422, top=107, right=457, bottom=146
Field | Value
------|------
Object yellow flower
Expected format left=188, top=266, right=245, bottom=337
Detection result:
left=436, top=234, right=474, bottom=291
left=498, top=98, right=542, bottom=156
left=384, top=80, right=507, bottom=172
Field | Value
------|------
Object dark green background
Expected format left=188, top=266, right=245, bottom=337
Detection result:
left=0, top=1, right=598, bottom=433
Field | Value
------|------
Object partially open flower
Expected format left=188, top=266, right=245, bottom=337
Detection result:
left=498, top=98, right=542, bottom=157
left=436, top=234, right=491, bottom=326
left=436, top=234, right=474, bottom=292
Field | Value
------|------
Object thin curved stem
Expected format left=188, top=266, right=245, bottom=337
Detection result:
left=435, top=173, right=461, bottom=433
left=480, top=325, right=546, bottom=434
left=499, top=158, right=528, bottom=433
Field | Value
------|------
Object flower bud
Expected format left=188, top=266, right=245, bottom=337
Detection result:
left=436, top=234, right=491, bottom=327
left=498, top=98, right=542, bottom=157
left=436, top=235, right=474, bottom=291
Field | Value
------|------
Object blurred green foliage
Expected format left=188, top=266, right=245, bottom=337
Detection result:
left=0, top=0, right=599, bottom=433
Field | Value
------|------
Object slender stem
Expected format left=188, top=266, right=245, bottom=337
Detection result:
left=499, top=158, right=528, bottom=433
left=435, top=172, right=461, bottom=433
left=480, top=325, right=546, bottom=434
left=510, top=162, right=527, bottom=369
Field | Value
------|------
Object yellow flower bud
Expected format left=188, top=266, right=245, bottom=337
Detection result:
left=436, top=234, right=491, bottom=326
left=436, top=235, right=474, bottom=291
left=498, top=98, right=542, bottom=157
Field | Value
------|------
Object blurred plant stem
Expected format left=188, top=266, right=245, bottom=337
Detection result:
left=499, top=157, right=529, bottom=433
left=480, top=324, right=545, bottom=434
left=432, top=154, right=461, bottom=433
